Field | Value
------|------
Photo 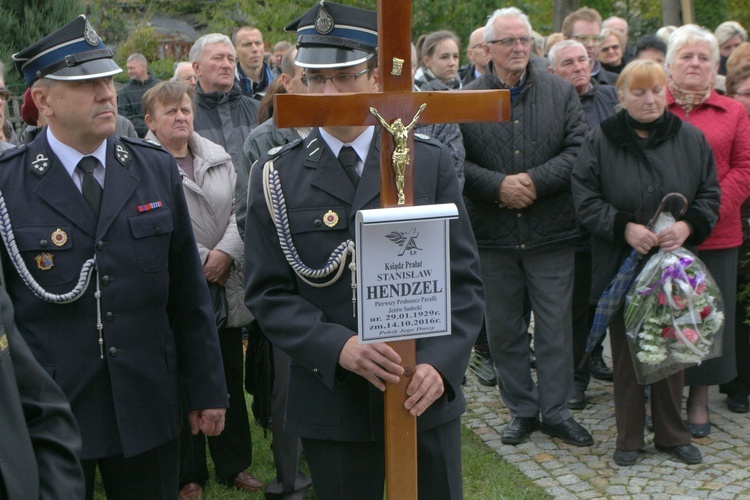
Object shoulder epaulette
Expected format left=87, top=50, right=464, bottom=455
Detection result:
left=120, top=136, right=166, bottom=152
left=266, top=138, right=302, bottom=160
left=0, top=144, right=27, bottom=162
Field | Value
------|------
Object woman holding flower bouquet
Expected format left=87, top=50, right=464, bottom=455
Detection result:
left=664, top=25, right=750, bottom=437
left=573, top=60, right=721, bottom=466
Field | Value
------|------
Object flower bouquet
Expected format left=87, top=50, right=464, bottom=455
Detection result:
left=624, top=230, right=724, bottom=385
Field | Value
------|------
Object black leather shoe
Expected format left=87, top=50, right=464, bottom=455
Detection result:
left=568, top=387, right=587, bottom=410
left=727, top=394, right=750, bottom=413
left=655, top=443, right=702, bottom=464
left=540, top=417, right=594, bottom=447
left=688, top=421, right=711, bottom=438
left=472, top=345, right=497, bottom=387
left=613, top=449, right=640, bottom=466
left=590, top=352, right=613, bottom=381
left=501, top=417, right=539, bottom=445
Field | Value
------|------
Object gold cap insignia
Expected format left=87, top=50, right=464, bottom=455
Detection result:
left=323, top=210, right=339, bottom=228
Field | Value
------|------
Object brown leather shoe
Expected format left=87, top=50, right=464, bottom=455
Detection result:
left=233, top=471, right=265, bottom=492
left=178, top=482, right=203, bottom=500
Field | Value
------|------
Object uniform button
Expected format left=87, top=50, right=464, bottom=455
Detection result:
left=39, top=239, right=48, bottom=247
left=101, top=275, right=111, bottom=286
left=514, top=150, right=520, bottom=155
left=105, top=312, right=114, bottom=322
left=517, top=213, right=522, bottom=218
left=647, top=186, right=654, bottom=193
left=154, top=226, right=161, bottom=234
left=312, top=368, right=319, bottom=373
left=520, top=244, right=526, bottom=249
left=314, top=219, right=322, bottom=227
left=97, top=241, right=105, bottom=251
left=514, top=120, right=519, bottom=125
left=109, top=347, right=119, bottom=357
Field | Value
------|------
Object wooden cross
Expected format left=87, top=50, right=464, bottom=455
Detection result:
left=275, top=1, right=509, bottom=497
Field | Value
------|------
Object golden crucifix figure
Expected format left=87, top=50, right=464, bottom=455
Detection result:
left=369, top=103, right=427, bottom=205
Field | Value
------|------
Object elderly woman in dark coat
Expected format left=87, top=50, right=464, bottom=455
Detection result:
left=572, top=60, right=720, bottom=467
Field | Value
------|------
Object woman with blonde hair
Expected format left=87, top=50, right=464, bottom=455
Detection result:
left=573, top=59, right=720, bottom=466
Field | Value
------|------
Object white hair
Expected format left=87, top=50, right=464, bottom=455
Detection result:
left=603, top=16, right=629, bottom=33
left=189, top=34, right=235, bottom=64
left=548, top=40, right=588, bottom=69
left=484, top=8, right=533, bottom=41
left=666, top=24, right=720, bottom=69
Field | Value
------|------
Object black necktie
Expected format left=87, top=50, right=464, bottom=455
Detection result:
left=77, top=156, right=102, bottom=217
left=338, top=146, right=360, bottom=188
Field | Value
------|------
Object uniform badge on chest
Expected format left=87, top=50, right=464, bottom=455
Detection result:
left=34, top=253, right=54, bottom=270
left=51, top=228, right=68, bottom=247
left=323, top=210, right=339, bottom=228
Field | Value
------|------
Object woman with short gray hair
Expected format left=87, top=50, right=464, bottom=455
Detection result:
left=665, top=24, right=750, bottom=438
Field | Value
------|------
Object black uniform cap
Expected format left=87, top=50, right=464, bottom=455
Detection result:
left=285, top=1, right=377, bottom=69
left=12, top=15, right=122, bottom=86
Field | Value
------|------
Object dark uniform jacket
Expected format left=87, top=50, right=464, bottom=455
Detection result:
left=0, top=134, right=228, bottom=459
left=461, top=61, right=587, bottom=250
left=0, top=285, right=85, bottom=499
left=244, top=128, right=485, bottom=441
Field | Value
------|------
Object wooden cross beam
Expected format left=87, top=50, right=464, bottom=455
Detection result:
left=275, top=1, right=509, bottom=497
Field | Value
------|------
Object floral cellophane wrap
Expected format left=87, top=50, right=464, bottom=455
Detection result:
left=624, top=214, right=725, bottom=385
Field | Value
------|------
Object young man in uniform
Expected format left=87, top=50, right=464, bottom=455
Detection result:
left=244, top=2, right=485, bottom=498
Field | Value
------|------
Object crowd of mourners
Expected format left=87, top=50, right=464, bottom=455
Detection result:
left=1, top=2, right=750, bottom=498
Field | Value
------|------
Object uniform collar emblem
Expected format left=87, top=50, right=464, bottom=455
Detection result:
left=115, top=144, right=130, bottom=166
left=31, top=153, right=50, bottom=175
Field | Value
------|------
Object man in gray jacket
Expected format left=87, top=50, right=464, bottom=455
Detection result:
left=461, top=7, right=592, bottom=447
left=190, top=34, right=259, bottom=237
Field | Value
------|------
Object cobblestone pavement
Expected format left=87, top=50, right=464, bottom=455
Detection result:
left=463, top=361, right=750, bottom=499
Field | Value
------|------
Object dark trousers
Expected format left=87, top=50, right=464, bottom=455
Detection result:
left=82, top=438, right=179, bottom=500
left=572, top=249, right=595, bottom=390
left=301, top=417, right=462, bottom=500
left=610, top=312, right=691, bottom=451
left=180, top=326, right=252, bottom=485
left=265, top=345, right=312, bottom=499
left=720, top=266, right=750, bottom=398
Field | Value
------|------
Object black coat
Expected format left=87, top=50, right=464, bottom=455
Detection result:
left=0, top=134, right=228, bottom=459
left=461, top=62, right=587, bottom=250
left=572, top=110, right=721, bottom=301
left=0, top=285, right=84, bottom=499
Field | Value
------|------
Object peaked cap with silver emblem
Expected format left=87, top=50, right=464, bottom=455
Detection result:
left=13, top=15, right=122, bottom=86
left=285, top=1, right=377, bottom=69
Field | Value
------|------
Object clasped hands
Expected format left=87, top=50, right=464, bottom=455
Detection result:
left=498, top=173, right=536, bottom=209
left=625, top=221, right=691, bottom=255
left=338, top=336, right=444, bottom=417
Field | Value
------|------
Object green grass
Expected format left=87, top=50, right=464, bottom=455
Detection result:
left=96, top=393, right=550, bottom=499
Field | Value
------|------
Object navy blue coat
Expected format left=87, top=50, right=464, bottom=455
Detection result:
left=0, top=134, right=228, bottom=459
left=244, top=128, right=485, bottom=441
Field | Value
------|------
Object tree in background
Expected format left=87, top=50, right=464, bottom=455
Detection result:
left=0, top=0, right=85, bottom=92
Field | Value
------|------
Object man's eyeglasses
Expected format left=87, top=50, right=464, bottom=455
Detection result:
left=487, top=36, right=533, bottom=47
left=600, top=44, right=621, bottom=53
left=301, top=68, right=373, bottom=90
left=569, top=35, right=604, bottom=45
left=0, top=89, right=10, bottom=101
